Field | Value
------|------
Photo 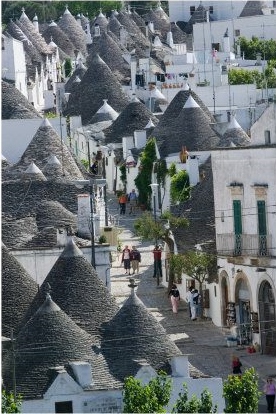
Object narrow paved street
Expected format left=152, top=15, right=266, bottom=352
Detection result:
left=107, top=191, right=276, bottom=413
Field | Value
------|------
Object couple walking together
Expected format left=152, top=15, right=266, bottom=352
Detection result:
left=121, top=245, right=141, bottom=275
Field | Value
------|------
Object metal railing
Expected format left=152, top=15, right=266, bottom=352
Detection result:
left=217, top=233, right=272, bottom=256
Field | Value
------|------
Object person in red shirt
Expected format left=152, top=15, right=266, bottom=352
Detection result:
left=152, top=245, right=163, bottom=278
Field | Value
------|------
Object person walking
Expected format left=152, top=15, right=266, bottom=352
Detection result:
left=185, top=286, right=193, bottom=318
left=190, top=288, right=199, bottom=320
left=232, top=355, right=242, bottom=374
left=263, top=377, right=276, bottom=413
left=152, top=245, right=163, bottom=278
left=128, top=189, right=138, bottom=215
left=168, top=283, right=180, bottom=314
left=118, top=193, right=127, bottom=215
left=121, top=245, right=131, bottom=275
left=130, top=246, right=141, bottom=275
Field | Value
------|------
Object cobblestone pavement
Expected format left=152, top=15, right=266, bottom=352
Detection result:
left=107, top=192, right=276, bottom=413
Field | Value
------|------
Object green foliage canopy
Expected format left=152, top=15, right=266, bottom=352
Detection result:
left=223, top=368, right=261, bottom=413
left=123, top=372, right=172, bottom=413
left=172, top=384, right=218, bottom=413
left=237, top=36, right=276, bottom=61
left=2, top=390, right=22, bottom=414
left=170, top=170, right=190, bottom=204
left=134, top=138, right=157, bottom=208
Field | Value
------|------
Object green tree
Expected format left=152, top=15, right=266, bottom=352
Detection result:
left=180, top=250, right=217, bottom=317
left=170, top=170, right=190, bottom=204
left=134, top=211, right=189, bottom=289
left=123, top=371, right=172, bottom=413
left=135, top=138, right=157, bottom=209
left=223, top=368, right=261, bottom=413
left=236, top=36, right=276, bottom=61
left=2, top=390, right=22, bottom=414
left=173, top=384, right=217, bottom=413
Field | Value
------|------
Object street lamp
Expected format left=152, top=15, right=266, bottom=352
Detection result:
left=150, top=183, right=159, bottom=245
left=74, top=177, right=106, bottom=269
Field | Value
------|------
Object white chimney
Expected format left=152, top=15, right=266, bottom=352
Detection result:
left=69, top=362, right=93, bottom=387
left=77, top=193, right=91, bottom=238
left=134, top=130, right=147, bottom=149
left=130, top=55, right=137, bottom=91
left=223, top=28, right=230, bottom=53
left=148, top=21, right=154, bottom=32
left=186, top=155, right=200, bottom=186
left=170, top=355, right=189, bottom=377
left=32, top=14, right=39, bottom=32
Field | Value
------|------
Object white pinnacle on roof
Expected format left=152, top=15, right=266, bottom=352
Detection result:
left=41, top=118, right=52, bottom=128
left=33, top=14, right=38, bottom=22
left=19, top=8, right=28, bottom=20
left=131, top=95, right=140, bottom=103
left=64, top=6, right=71, bottom=15
left=153, top=36, right=162, bottom=48
left=24, top=161, right=43, bottom=174
left=183, top=95, right=200, bottom=109
left=150, top=87, right=166, bottom=100
left=74, top=76, right=81, bottom=83
left=49, top=21, right=57, bottom=27
left=46, top=154, right=61, bottom=166
left=98, top=9, right=105, bottom=18
left=145, top=119, right=155, bottom=129
left=96, top=99, right=119, bottom=119
left=227, top=116, right=242, bottom=130
left=183, top=82, right=190, bottom=91
left=49, top=39, right=57, bottom=48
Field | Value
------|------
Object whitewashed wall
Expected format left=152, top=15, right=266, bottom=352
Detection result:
left=2, top=116, right=82, bottom=164
left=2, top=37, right=28, bottom=98
left=251, top=102, right=276, bottom=146
left=12, top=245, right=112, bottom=288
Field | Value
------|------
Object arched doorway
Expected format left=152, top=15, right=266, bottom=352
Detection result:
left=259, top=281, right=276, bottom=355
left=235, top=278, right=252, bottom=345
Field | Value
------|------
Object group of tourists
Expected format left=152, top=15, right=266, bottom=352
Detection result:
left=121, top=245, right=141, bottom=275
left=118, top=189, right=138, bottom=215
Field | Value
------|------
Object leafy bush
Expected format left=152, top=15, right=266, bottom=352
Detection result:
left=170, top=170, right=190, bottom=204
left=223, top=367, right=261, bottom=413
left=173, top=384, right=217, bottom=413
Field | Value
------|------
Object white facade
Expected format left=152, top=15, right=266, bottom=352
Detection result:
left=12, top=243, right=112, bottom=288
left=2, top=36, right=28, bottom=98
left=251, top=102, right=276, bottom=146
left=2, top=116, right=82, bottom=164
left=211, top=146, right=276, bottom=353
left=193, top=14, right=276, bottom=55
left=21, top=354, right=224, bottom=413
left=168, top=1, right=274, bottom=24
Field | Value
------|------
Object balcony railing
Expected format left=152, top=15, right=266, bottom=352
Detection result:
left=217, top=234, right=272, bottom=257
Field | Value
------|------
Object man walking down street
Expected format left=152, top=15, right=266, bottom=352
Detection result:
left=152, top=245, right=163, bottom=278
left=128, top=189, right=138, bottom=215
left=130, top=246, right=141, bottom=275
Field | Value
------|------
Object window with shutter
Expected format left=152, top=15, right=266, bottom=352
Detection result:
left=257, top=200, right=267, bottom=255
left=233, top=200, right=242, bottom=255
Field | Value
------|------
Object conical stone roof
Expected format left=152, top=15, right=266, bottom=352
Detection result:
left=107, top=14, right=122, bottom=39
left=151, top=91, right=217, bottom=156
left=65, top=54, right=130, bottom=125
left=161, top=96, right=220, bottom=154
left=240, top=1, right=265, bottom=17
left=2, top=294, right=121, bottom=399
left=100, top=285, right=181, bottom=381
left=220, top=117, right=251, bottom=147
left=86, top=31, right=130, bottom=82
left=2, top=81, right=42, bottom=120
left=58, top=6, right=88, bottom=57
left=17, top=11, right=51, bottom=54
left=42, top=21, right=76, bottom=58
left=116, top=11, right=150, bottom=58
left=142, top=8, right=170, bottom=39
left=35, top=200, right=77, bottom=231
left=90, top=10, right=109, bottom=34
left=5, top=20, right=43, bottom=65
left=170, top=22, right=188, bottom=44
left=103, top=100, right=159, bottom=143
left=173, top=157, right=216, bottom=255
left=65, top=62, right=87, bottom=92
left=2, top=215, right=38, bottom=249
left=89, top=99, right=119, bottom=124
left=22, top=239, right=119, bottom=336
left=2, top=244, right=38, bottom=337
left=7, top=118, right=84, bottom=180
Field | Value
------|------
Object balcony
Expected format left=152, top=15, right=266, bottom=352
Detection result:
left=217, top=234, right=272, bottom=257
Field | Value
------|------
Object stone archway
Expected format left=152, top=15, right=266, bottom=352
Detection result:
left=220, top=272, right=229, bottom=326
left=259, top=280, right=276, bottom=355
